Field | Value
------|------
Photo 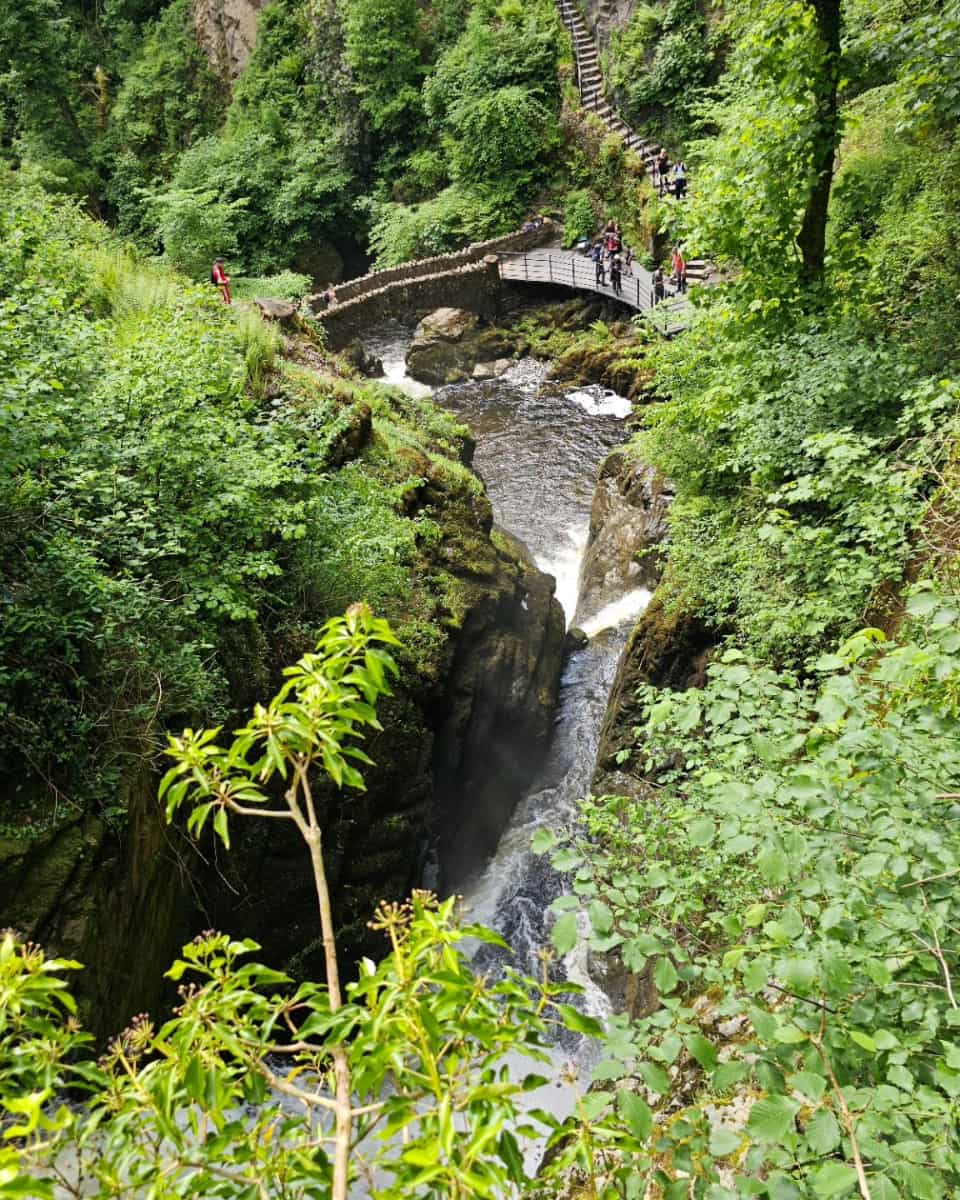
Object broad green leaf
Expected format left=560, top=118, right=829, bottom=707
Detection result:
left=811, top=1162, right=857, bottom=1196
left=789, top=1071, right=826, bottom=1101
left=588, top=900, right=614, bottom=936
left=686, top=1033, right=718, bottom=1069
left=531, top=828, right=558, bottom=854
left=746, top=1095, right=798, bottom=1141
left=557, top=1004, right=604, bottom=1038
left=654, top=957, right=679, bottom=993
left=551, top=913, right=578, bottom=956
left=805, top=1109, right=841, bottom=1154
left=708, top=1125, right=742, bottom=1157
left=758, top=846, right=789, bottom=884
left=617, top=1090, right=652, bottom=1140
left=638, top=1061, right=671, bottom=1094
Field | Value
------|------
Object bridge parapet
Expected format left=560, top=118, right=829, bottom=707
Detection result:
left=314, top=257, right=503, bottom=349
left=307, top=220, right=558, bottom=312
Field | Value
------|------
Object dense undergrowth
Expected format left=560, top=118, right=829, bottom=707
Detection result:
left=3, top=0, right=960, bottom=1194
left=0, top=0, right=569, bottom=280
left=0, top=179, right=477, bottom=836
left=532, top=0, right=960, bottom=1194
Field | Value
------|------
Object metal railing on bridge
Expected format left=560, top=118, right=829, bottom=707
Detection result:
left=497, top=250, right=688, bottom=334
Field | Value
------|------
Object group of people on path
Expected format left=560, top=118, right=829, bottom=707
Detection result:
left=654, top=148, right=687, bottom=199
left=587, top=223, right=687, bottom=308
left=652, top=243, right=687, bottom=306
left=590, top=221, right=634, bottom=296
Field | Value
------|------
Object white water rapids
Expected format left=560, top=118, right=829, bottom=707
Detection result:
left=363, top=323, right=653, bottom=1139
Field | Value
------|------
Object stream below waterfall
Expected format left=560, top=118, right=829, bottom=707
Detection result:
left=365, top=320, right=652, bottom=1126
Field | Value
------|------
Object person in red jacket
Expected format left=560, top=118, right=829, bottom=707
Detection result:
left=672, top=243, right=687, bottom=293
left=211, top=258, right=231, bottom=305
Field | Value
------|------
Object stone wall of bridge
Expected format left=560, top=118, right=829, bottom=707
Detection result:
left=314, top=258, right=504, bottom=349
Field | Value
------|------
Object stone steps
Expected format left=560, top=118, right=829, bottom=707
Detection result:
left=557, top=0, right=715, bottom=289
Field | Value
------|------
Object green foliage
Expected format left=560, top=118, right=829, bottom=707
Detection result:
left=609, top=0, right=719, bottom=143
left=0, top=0, right=91, bottom=176
left=369, top=0, right=562, bottom=265
left=0, top=182, right=477, bottom=828
left=148, top=183, right=247, bottom=278
left=830, top=103, right=960, bottom=370
left=230, top=270, right=313, bottom=302
left=340, top=0, right=424, bottom=155
left=538, top=586, right=960, bottom=1196
left=677, top=0, right=829, bottom=296
left=99, top=0, right=228, bottom=237
left=447, top=85, right=560, bottom=190
left=637, top=306, right=956, bottom=657
left=561, top=188, right=597, bottom=245
left=0, top=616, right=633, bottom=1198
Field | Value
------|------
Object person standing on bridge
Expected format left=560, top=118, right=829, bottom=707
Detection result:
left=592, top=241, right=606, bottom=286
left=652, top=266, right=666, bottom=305
left=610, top=253, right=623, bottom=296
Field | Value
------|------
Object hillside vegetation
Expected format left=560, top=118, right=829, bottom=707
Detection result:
left=2, top=0, right=960, bottom=1195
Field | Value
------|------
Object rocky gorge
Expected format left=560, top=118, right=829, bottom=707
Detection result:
left=0, top=230, right=695, bottom=1045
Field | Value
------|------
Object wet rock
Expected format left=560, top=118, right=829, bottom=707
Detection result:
left=0, top=773, right=191, bottom=1042
left=471, top=358, right=513, bottom=379
left=565, top=626, right=590, bottom=653
left=201, top=469, right=565, bottom=978
left=406, top=309, right=519, bottom=385
left=593, top=594, right=716, bottom=795
left=340, top=339, right=384, bottom=377
left=254, top=297, right=298, bottom=325
left=417, top=306, right=479, bottom=341
left=588, top=948, right=658, bottom=1021
left=575, top=450, right=672, bottom=625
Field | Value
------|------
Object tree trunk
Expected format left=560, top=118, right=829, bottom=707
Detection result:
left=796, top=0, right=842, bottom=287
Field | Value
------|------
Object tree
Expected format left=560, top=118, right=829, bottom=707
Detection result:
left=0, top=606, right=621, bottom=1199
left=796, top=0, right=842, bottom=285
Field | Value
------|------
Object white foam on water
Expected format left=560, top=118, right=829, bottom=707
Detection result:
left=380, top=356, right=433, bottom=398
left=535, top=522, right=590, bottom=625
left=567, top=386, right=632, bottom=419
left=580, top=587, right=652, bottom=637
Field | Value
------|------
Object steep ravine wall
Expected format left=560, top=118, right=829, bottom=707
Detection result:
left=0, top=774, right=192, bottom=1042
left=191, top=0, right=269, bottom=79
left=0, top=444, right=566, bottom=1033
left=579, top=452, right=715, bottom=799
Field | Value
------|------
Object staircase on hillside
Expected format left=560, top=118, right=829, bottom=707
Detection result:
left=556, top=0, right=709, bottom=285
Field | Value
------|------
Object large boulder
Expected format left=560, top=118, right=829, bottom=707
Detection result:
left=406, top=309, right=517, bottom=385
left=575, top=450, right=672, bottom=624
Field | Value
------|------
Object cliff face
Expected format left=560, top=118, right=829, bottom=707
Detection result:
left=206, top=490, right=566, bottom=977
left=191, top=0, right=269, bottom=79
left=578, top=0, right=636, bottom=52
left=0, top=773, right=191, bottom=1042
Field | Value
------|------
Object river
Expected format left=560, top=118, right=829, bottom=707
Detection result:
left=365, top=320, right=651, bottom=1048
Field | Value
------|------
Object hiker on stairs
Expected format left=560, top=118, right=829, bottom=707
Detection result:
left=656, top=149, right=671, bottom=196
